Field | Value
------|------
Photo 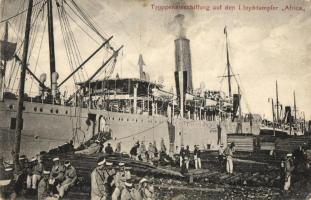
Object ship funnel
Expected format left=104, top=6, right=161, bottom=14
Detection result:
left=39, top=73, right=47, bottom=97
left=51, top=72, right=59, bottom=97
left=174, top=15, right=193, bottom=117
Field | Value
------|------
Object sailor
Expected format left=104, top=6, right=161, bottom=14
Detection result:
left=160, top=138, right=167, bottom=154
left=38, top=170, right=52, bottom=200
left=0, top=162, right=15, bottom=200
left=121, top=181, right=142, bottom=200
left=218, top=144, right=226, bottom=171
left=185, top=145, right=191, bottom=170
left=139, top=141, right=147, bottom=161
left=112, top=162, right=131, bottom=200
left=194, top=145, right=202, bottom=169
left=26, top=157, right=43, bottom=191
left=148, top=142, right=155, bottom=162
left=105, top=143, right=114, bottom=155
left=57, top=161, right=77, bottom=198
left=224, top=142, right=235, bottom=174
left=105, top=161, right=117, bottom=198
left=49, top=157, right=66, bottom=194
left=284, top=153, right=294, bottom=191
left=91, top=157, right=108, bottom=200
left=139, top=178, right=155, bottom=200
left=179, top=145, right=186, bottom=167
left=130, top=143, right=139, bottom=160
left=15, top=155, right=29, bottom=194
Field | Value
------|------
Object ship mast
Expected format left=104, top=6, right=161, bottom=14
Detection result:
left=47, top=0, right=56, bottom=87
left=294, top=90, right=297, bottom=121
left=0, top=22, right=8, bottom=101
left=224, top=26, right=232, bottom=98
left=14, top=0, right=33, bottom=168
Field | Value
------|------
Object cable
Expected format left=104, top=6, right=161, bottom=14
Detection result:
left=0, top=0, right=46, bottom=23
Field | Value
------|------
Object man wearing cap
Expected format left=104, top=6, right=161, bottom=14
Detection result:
left=284, top=153, right=294, bottom=191
left=112, top=162, right=131, bottom=200
left=139, top=178, right=155, bottom=200
left=49, top=157, right=65, bottom=194
left=38, top=170, right=52, bottom=200
left=91, top=157, right=108, bottom=200
left=224, top=142, right=235, bottom=174
left=218, top=144, right=225, bottom=171
left=185, top=145, right=191, bottom=170
left=57, top=161, right=77, bottom=198
left=194, top=145, right=202, bottom=169
left=148, top=142, right=155, bottom=162
left=105, top=161, right=117, bottom=198
left=121, top=181, right=142, bottom=200
left=179, top=145, right=186, bottom=168
left=105, top=143, right=114, bottom=155
left=26, top=157, right=43, bottom=192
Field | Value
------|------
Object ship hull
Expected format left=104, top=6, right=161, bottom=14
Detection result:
left=0, top=99, right=261, bottom=161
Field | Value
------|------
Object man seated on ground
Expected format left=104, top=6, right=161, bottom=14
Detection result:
left=14, top=155, right=30, bottom=195
left=49, top=157, right=65, bottom=195
left=121, top=180, right=142, bottom=200
left=91, top=157, right=108, bottom=200
left=26, top=157, right=43, bottom=194
left=105, top=143, right=114, bottom=155
left=112, top=162, right=131, bottom=200
left=38, top=170, right=52, bottom=200
left=57, top=161, right=77, bottom=198
left=139, top=178, right=155, bottom=200
left=105, top=161, right=117, bottom=197
left=130, top=143, right=139, bottom=160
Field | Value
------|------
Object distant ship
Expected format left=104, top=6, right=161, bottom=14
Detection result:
left=0, top=0, right=262, bottom=161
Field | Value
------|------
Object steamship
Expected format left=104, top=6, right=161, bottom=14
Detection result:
left=0, top=1, right=262, bottom=160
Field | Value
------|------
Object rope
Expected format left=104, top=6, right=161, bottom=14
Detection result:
left=116, top=120, right=166, bottom=141
left=0, top=0, right=46, bottom=23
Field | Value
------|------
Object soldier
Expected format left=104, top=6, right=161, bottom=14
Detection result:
left=218, top=144, right=226, bottom=171
left=284, top=153, right=294, bottom=191
left=185, top=145, right=191, bottom=170
left=105, top=143, right=114, bottom=155
left=121, top=181, right=142, bottom=200
left=225, top=143, right=235, bottom=174
left=91, top=157, right=107, bottom=200
left=26, top=157, right=43, bottom=192
left=112, top=162, right=131, bottom=200
left=38, top=170, right=51, bottom=200
left=148, top=143, right=155, bottom=162
left=139, top=178, right=155, bottom=200
left=179, top=145, right=186, bottom=167
left=57, top=161, right=77, bottom=198
left=49, top=157, right=65, bottom=195
left=194, top=145, right=202, bottom=169
left=105, top=161, right=116, bottom=198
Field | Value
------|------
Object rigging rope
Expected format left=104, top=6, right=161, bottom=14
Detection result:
left=0, top=0, right=46, bottom=23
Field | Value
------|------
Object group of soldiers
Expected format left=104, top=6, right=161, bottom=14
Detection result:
left=178, top=145, right=202, bottom=173
left=91, top=157, right=155, bottom=200
left=0, top=155, right=77, bottom=199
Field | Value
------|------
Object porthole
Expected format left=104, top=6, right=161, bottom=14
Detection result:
left=50, top=109, right=53, bottom=113
left=40, top=108, right=43, bottom=112
left=9, top=105, right=13, bottom=110
left=56, top=109, right=59, bottom=114
left=65, top=110, right=68, bottom=115
left=127, top=118, right=129, bottom=121
left=34, top=107, right=37, bottom=112
left=112, top=117, right=114, bottom=120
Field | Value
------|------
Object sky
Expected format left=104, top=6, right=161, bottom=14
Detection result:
left=1, top=0, right=311, bottom=120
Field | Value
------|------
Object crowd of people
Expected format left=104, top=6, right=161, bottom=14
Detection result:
left=91, top=157, right=155, bottom=200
